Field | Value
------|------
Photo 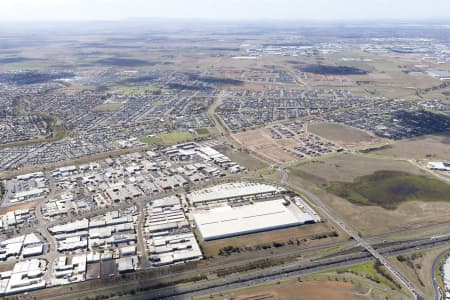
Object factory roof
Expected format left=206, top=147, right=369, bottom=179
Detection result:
left=188, top=182, right=283, bottom=204
left=193, top=199, right=314, bottom=241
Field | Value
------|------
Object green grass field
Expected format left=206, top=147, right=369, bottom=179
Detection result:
left=114, top=85, right=161, bottom=96
left=139, top=132, right=194, bottom=145
left=327, top=170, right=450, bottom=209
left=139, top=136, right=163, bottom=145
left=343, top=261, right=400, bottom=291
left=195, top=128, right=210, bottom=135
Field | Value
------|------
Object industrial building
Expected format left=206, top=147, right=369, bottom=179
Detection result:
left=0, top=233, right=44, bottom=261
left=0, top=208, right=35, bottom=233
left=144, top=196, right=203, bottom=266
left=0, top=259, right=47, bottom=295
left=193, top=199, right=315, bottom=241
left=187, top=182, right=285, bottom=205
left=49, top=209, right=137, bottom=253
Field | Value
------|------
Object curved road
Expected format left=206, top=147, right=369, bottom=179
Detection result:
left=432, top=248, right=450, bottom=300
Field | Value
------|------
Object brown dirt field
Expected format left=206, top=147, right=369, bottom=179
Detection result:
left=292, top=153, right=425, bottom=183
left=307, top=122, right=377, bottom=146
left=200, top=223, right=339, bottom=258
left=204, top=280, right=368, bottom=300
left=221, top=147, right=267, bottom=171
left=371, top=134, right=450, bottom=160
left=0, top=261, right=16, bottom=272
left=0, top=199, right=39, bottom=214
left=232, top=128, right=298, bottom=164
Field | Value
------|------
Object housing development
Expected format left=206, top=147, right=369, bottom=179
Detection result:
left=0, top=17, right=450, bottom=300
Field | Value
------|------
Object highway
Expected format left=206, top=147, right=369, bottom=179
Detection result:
left=45, top=233, right=450, bottom=300
left=279, top=166, right=423, bottom=300
left=134, top=235, right=450, bottom=300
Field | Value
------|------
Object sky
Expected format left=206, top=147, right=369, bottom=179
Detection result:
left=1, top=0, right=450, bottom=22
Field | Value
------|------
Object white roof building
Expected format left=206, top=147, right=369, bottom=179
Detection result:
left=22, top=245, right=44, bottom=257
left=120, top=246, right=136, bottom=256
left=193, top=199, right=315, bottom=241
left=1, top=259, right=46, bottom=295
left=116, top=256, right=136, bottom=273
left=187, top=182, right=284, bottom=205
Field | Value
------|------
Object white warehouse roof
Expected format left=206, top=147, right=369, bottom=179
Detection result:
left=188, top=182, right=284, bottom=204
left=193, top=199, right=314, bottom=241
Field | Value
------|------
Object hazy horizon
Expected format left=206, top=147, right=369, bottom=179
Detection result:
left=2, top=0, right=450, bottom=22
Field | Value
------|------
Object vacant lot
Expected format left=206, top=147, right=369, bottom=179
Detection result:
left=221, top=147, right=267, bottom=171
left=327, top=170, right=450, bottom=209
left=195, top=128, right=210, bottom=135
left=232, top=128, right=299, bottom=164
left=308, top=122, right=376, bottom=146
left=0, top=199, right=38, bottom=212
left=291, top=153, right=423, bottom=183
left=115, top=85, right=160, bottom=96
left=201, top=280, right=369, bottom=300
left=371, top=134, right=450, bottom=160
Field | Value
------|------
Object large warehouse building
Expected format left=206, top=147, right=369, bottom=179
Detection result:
left=187, top=182, right=285, bottom=205
left=193, top=199, right=315, bottom=241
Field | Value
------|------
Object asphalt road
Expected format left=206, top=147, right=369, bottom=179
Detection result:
left=432, top=248, right=449, bottom=300
left=136, top=202, right=150, bottom=269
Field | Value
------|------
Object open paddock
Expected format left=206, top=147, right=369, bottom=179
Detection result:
left=232, top=128, right=299, bottom=164
left=370, top=133, right=450, bottom=160
left=199, top=280, right=369, bottom=300
left=307, top=122, right=377, bottom=146
left=288, top=154, right=450, bottom=236
left=291, top=153, right=424, bottom=183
